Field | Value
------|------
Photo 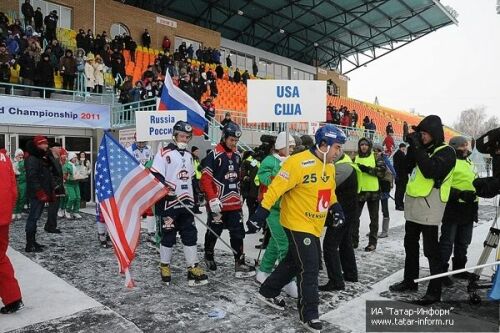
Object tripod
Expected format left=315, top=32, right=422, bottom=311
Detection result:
left=467, top=196, right=500, bottom=304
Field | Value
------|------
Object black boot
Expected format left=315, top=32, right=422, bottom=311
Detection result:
left=389, top=280, right=418, bottom=292
left=414, top=293, right=440, bottom=305
left=0, top=299, right=24, bottom=314
left=319, top=280, right=345, bottom=291
left=25, top=232, right=43, bottom=253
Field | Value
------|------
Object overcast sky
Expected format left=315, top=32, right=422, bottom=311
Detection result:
left=347, top=0, right=500, bottom=127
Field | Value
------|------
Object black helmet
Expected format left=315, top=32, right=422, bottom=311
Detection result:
left=173, top=120, right=193, bottom=137
left=222, top=122, right=242, bottom=139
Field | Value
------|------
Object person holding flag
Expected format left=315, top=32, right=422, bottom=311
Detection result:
left=150, top=121, right=208, bottom=286
left=201, top=122, right=256, bottom=278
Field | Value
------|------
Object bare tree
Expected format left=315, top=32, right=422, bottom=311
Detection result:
left=453, top=106, right=498, bottom=138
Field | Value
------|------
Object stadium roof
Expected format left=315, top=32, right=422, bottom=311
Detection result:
left=120, top=0, right=457, bottom=74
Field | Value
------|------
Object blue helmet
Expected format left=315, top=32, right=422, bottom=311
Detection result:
left=222, top=121, right=242, bottom=139
left=315, top=124, right=346, bottom=146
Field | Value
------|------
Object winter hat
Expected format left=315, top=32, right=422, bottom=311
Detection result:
left=68, top=152, right=77, bottom=161
left=300, top=135, right=314, bottom=149
left=33, top=135, right=48, bottom=146
left=15, top=148, right=24, bottom=157
left=412, top=115, right=444, bottom=144
left=275, top=132, right=295, bottom=150
left=191, top=146, right=199, bottom=153
left=449, top=136, right=468, bottom=150
left=373, top=143, right=383, bottom=152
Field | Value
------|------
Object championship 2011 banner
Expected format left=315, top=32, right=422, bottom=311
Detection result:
left=0, top=95, right=111, bottom=129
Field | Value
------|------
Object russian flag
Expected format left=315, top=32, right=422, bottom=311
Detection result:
left=158, top=72, right=207, bottom=136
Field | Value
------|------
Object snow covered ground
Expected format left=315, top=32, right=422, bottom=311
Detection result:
left=2, top=196, right=499, bottom=333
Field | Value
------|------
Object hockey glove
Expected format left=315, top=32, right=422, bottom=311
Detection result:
left=247, top=206, right=270, bottom=232
left=331, top=202, right=345, bottom=228
left=209, top=198, right=223, bottom=213
left=459, top=190, right=476, bottom=204
left=35, top=189, right=50, bottom=203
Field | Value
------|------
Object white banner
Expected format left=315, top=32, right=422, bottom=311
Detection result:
left=247, top=80, right=326, bottom=123
left=0, top=96, right=110, bottom=128
left=308, top=122, right=320, bottom=135
left=135, top=110, right=187, bottom=142
left=118, top=128, right=136, bottom=149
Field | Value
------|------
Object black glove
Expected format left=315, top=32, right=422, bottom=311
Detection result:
left=246, top=206, right=270, bottom=232
left=357, top=164, right=371, bottom=173
left=473, top=177, right=500, bottom=198
left=405, top=132, right=422, bottom=149
left=458, top=190, right=476, bottom=204
left=166, top=188, right=177, bottom=202
left=331, top=202, right=345, bottom=228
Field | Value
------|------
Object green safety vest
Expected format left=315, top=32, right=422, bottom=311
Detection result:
left=452, top=158, right=478, bottom=203
left=193, top=159, right=202, bottom=180
left=336, top=154, right=362, bottom=193
left=406, top=145, right=454, bottom=202
left=354, top=153, right=379, bottom=192
left=246, top=156, right=261, bottom=186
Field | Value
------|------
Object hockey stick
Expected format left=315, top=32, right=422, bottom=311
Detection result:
left=175, top=199, right=238, bottom=256
left=254, top=227, right=267, bottom=267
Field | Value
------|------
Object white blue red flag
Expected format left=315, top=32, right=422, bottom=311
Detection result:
left=159, top=72, right=207, bottom=136
left=95, top=132, right=167, bottom=287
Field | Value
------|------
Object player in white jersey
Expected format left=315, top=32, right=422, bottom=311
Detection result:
left=150, top=121, right=208, bottom=286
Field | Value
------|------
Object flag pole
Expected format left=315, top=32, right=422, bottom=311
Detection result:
left=414, top=261, right=500, bottom=283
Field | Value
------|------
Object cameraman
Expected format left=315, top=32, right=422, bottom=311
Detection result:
left=390, top=115, right=456, bottom=305
left=473, top=127, right=500, bottom=198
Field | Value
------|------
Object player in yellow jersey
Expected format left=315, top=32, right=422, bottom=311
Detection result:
left=247, top=124, right=346, bottom=333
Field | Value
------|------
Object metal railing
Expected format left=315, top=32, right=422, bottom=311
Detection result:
left=0, top=82, right=115, bottom=105
left=111, top=98, right=157, bottom=127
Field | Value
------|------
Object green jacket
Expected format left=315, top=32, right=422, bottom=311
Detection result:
left=14, top=160, right=26, bottom=184
left=63, top=162, right=79, bottom=184
left=258, top=154, right=282, bottom=211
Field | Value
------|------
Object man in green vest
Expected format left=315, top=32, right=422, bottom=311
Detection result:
left=353, top=138, right=386, bottom=252
left=439, top=136, right=478, bottom=286
left=390, top=115, right=456, bottom=305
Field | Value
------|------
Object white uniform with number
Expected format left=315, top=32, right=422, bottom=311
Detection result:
left=151, top=143, right=195, bottom=210
left=126, top=143, right=152, bottom=165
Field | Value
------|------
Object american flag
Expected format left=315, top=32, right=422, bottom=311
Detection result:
left=95, top=132, right=167, bottom=287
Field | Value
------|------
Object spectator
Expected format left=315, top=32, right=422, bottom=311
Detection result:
left=118, top=75, right=133, bottom=103
left=19, top=50, right=35, bottom=96
left=242, top=69, right=250, bottom=85
left=333, top=108, right=341, bottom=125
left=62, top=152, right=82, bottom=219
left=142, top=80, right=158, bottom=101
left=372, top=144, right=396, bottom=238
left=94, top=33, right=104, bottom=55
left=382, top=132, right=395, bottom=156
left=0, top=148, right=24, bottom=314
left=362, top=116, right=370, bottom=134
left=25, top=135, right=53, bottom=252
left=75, top=48, right=85, bottom=75
left=179, top=74, right=196, bottom=99
left=386, top=122, right=394, bottom=135
left=33, top=7, right=43, bottom=33
left=49, top=39, right=63, bottom=70
left=35, top=53, right=54, bottom=98
left=187, top=44, right=194, bottom=59
left=220, top=112, right=232, bottom=128
left=26, top=40, right=42, bottom=64
left=12, top=149, right=26, bottom=220
left=202, top=97, right=215, bottom=140
left=403, top=121, right=409, bottom=142
left=84, top=53, right=95, bottom=93
left=351, top=110, right=358, bottom=127
left=226, top=53, right=232, bottom=68
left=252, top=61, right=258, bottom=77
left=128, top=80, right=144, bottom=102
left=43, top=10, right=58, bottom=43
left=77, top=152, right=92, bottom=208
left=85, top=29, right=95, bottom=54
left=215, top=63, right=224, bottom=79
left=6, top=35, right=20, bottom=58
left=21, top=0, right=35, bottom=27
left=59, top=49, right=76, bottom=91
left=142, top=28, right=151, bottom=48
left=162, top=36, right=170, bottom=53
left=9, top=19, right=24, bottom=37
left=393, top=143, right=407, bottom=211
left=76, top=29, right=86, bottom=51
left=111, top=56, right=125, bottom=92
left=0, top=42, right=12, bottom=94
left=128, top=38, right=137, bottom=63
left=340, top=112, right=350, bottom=127
left=93, top=55, right=105, bottom=93
left=45, top=142, right=63, bottom=234
left=369, top=119, right=376, bottom=140
left=233, top=68, right=241, bottom=83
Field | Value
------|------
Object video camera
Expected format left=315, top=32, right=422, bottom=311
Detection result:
left=473, top=127, right=500, bottom=198
left=253, top=134, right=276, bottom=162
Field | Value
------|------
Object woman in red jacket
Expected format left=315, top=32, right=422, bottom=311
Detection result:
left=0, top=148, right=23, bottom=314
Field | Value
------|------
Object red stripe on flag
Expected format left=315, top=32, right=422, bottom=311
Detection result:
left=109, top=198, right=135, bottom=261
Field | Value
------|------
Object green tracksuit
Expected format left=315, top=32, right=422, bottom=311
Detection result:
left=258, top=154, right=289, bottom=273
left=14, top=160, right=26, bottom=214
left=63, top=162, right=81, bottom=213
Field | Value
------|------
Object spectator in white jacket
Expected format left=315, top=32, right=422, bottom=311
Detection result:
left=93, top=54, right=105, bottom=93
left=84, top=53, right=95, bottom=93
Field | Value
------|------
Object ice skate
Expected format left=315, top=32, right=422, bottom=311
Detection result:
left=160, top=263, right=172, bottom=285
left=187, top=264, right=208, bottom=286
left=235, top=254, right=256, bottom=278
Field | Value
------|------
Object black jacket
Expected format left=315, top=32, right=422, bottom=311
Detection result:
left=35, top=58, right=55, bottom=86
left=48, top=153, right=64, bottom=196
left=25, top=141, right=54, bottom=200
left=22, top=3, right=35, bottom=19
left=405, top=115, right=456, bottom=185
left=19, top=52, right=36, bottom=80
left=34, top=10, right=43, bottom=28
left=393, top=149, right=408, bottom=181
